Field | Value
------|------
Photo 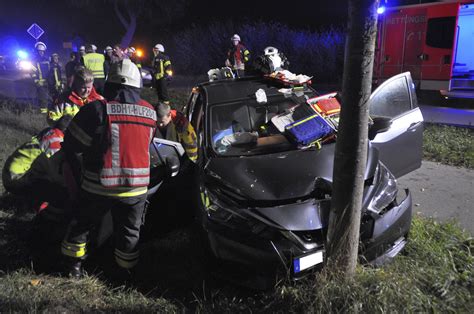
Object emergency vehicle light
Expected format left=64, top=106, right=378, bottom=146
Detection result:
left=377, top=6, right=386, bottom=14
left=17, top=50, right=28, bottom=59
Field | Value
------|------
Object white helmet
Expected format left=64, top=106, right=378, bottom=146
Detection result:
left=79, top=45, right=86, bottom=52
left=128, top=47, right=136, bottom=53
left=154, top=44, right=165, bottom=53
left=91, top=44, right=97, bottom=52
left=231, top=34, right=241, bottom=41
left=106, top=58, right=142, bottom=88
left=105, top=46, right=113, bottom=51
left=35, top=41, right=47, bottom=51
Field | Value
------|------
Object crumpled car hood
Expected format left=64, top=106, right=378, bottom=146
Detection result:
left=206, top=143, right=378, bottom=201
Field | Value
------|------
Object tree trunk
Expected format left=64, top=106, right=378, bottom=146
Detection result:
left=120, top=13, right=136, bottom=48
left=326, top=0, right=380, bottom=277
left=113, top=0, right=137, bottom=48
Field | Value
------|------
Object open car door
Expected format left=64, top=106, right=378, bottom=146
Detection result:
left=369, top=72, right=424, bottom=178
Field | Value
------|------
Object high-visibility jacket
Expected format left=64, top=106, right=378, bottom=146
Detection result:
left=152, top=53, right=172, bottom=80
left=31, top=55, right=50, bottom=87
left=227, top=43, right=250, bottom=70
left=48, top=62, right=63, bottom=92
left=82, top=53, right=105, bottom=79
left=155, top=110, right=198, bottom=162
left=64, top=99, right=157, bottom=197
left=3, top=127, right=64, bottom=181
left=47, top=87, right=105, bottom=125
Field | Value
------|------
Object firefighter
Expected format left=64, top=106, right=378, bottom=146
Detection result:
left=128, top=47, right=142, bottom=69
left=155, top=102, right=198, bottom=163
left=2, top=115, right=73, bottom=209
left=104, top=46, right=113, bottom=75
left=225, top=34, right=251, bottom=78
left=31, top=41, right=51, bottom=109
left=78, top=46, right=86, bottom=58
left=81, top=44, right=106, bottom=94
left=65, top=52, right=80, bottom=88
left=48, top=53, right=64, bottom=102
left=47, top=67, right=104, bottom=126
left=60, top=58, right=157, bottom=278
left=151, top=43, right=172, bottom=104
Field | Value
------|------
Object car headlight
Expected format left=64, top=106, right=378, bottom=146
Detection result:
left=201, top=188, right=244, bottom=223
left=367, top=162, right=397, bottom=214
left=18, top=60, right=33, bottom=71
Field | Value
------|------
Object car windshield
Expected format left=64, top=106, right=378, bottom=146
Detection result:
left=210, top=93, right=317, bottom=156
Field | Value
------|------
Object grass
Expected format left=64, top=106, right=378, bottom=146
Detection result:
left=423, top=124, right=474, bottom=169
left=0, top=94, right=472, bottom=311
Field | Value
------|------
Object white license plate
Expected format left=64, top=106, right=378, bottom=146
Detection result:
left=293, top=250, right=324, bottom=273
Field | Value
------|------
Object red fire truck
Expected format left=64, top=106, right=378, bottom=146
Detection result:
left=374, top=1, right=474, bottom=100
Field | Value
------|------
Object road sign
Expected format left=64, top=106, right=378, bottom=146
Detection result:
left=27, top=23, right=44, bottom=40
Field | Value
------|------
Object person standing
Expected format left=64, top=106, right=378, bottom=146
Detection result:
left=81, top=44, right=106, bottom=94
left=47, top=67, right=104, bottom=126
left=60, top=59, right=157, bottom=278
left=31, top=41, right=51, bottom=109
left=151, top=43, right=172, bottom=104
left=225, top=34, right=251, bottom=78
left=103, top=46, right=113, bottom=75
left=65, top=52, right=80, bottom=88
left=48, top=53, right=64, bottom=102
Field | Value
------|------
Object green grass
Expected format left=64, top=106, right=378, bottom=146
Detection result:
left=423, top=124, right=474, bottom=169
left=0, top=95, right=472, bottom=311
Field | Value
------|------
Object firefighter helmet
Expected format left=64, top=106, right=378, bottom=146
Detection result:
left=105, top=46, right=113, bottom=51
left=106, top=58, right=142, bottom=88
left=231, top=34, right=241, bottom=41
left=35, top=42, right=47, bottom=51
left=153, top=44, right=165, bottom=53
left=79, top=45, right=86, bottom=52
left=128, top=47, right=136, bottom=53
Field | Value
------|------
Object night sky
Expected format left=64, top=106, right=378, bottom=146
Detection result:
left=0, top=0, right=441, bottom=54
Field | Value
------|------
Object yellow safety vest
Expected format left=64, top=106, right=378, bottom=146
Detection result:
left=83, top=53, right=105, bottom=79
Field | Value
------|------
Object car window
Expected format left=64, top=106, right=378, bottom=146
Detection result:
left=210, top=96, right=306, bottom=156
left=369, top=76, right=412, bottom=118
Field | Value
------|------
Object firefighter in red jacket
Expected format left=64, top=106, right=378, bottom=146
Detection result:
left=225, top=34, right=251, bottom=78
left=47, top=67, right=104, bottom=126
left=60, top=59, right=157, bottom=278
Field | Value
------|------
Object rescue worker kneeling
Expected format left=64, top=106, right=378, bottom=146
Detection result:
left=2, top=115, right=73, bottom=209
left=60, top=59, right=157, bottom=278
left=155, top=102, right=198, bottom=163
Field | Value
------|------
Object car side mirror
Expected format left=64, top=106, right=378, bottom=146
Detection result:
left=369, top=116, right=392, bottom=140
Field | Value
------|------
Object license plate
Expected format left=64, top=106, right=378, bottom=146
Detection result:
left=293, top=250, right=324, bottom=273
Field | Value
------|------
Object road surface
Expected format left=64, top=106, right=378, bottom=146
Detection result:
left=398, top=161, right=474, bottom=235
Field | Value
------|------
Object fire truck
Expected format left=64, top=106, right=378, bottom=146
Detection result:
left=374, top=1, right=474, bottom=100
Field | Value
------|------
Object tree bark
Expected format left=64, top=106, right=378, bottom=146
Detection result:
left=326, top=0, right=380, bottom=277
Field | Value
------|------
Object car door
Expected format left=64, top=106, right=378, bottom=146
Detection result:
left=369, top=72, right=424, bottom=178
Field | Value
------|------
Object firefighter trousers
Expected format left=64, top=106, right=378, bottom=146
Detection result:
left=154, top=78, right=169, bottom=102
left=61, top=190, right=147, bottom=269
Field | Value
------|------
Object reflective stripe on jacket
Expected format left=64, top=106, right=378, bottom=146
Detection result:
left=5, top=128, right=64, bottom=180
left=47, top=87, right=104, bottom=125
left=152, top=53, right=171, bottom=80
left=31, top=56, right=50, bottom=86
left=157, top=110, right=198, bottom=162
left=79, top=100, right=156, bottom=197
left=83, top=53, right=105, bottom=78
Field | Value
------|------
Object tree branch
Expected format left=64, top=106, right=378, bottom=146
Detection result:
left=114, top=0, right=129, bottom=29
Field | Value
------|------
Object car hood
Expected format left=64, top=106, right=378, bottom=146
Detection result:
left=206, top=143, right=378, bottom=201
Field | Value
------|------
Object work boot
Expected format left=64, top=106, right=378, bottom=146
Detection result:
left=63, top=257, right=84, bottom=279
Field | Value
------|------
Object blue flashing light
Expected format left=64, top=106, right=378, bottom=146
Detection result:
left=377, top=6, right=386, bottom=14
left=17, top=50, right=28, bottom=59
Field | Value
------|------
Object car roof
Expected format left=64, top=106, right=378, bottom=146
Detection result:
left=197, top=76, right=310, bottom=105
